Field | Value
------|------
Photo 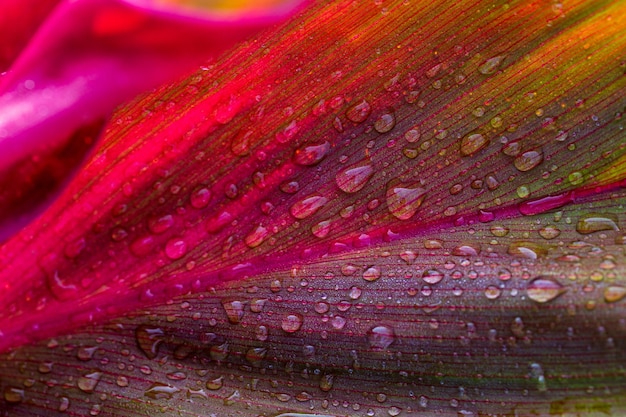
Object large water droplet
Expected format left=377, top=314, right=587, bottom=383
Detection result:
left=190, top=186, right=211, bottom=209
left=362, top=266, right=381, bottom=282
left=3, top=387, right=24, bottom=403
left=290, top=195, right=328, bottom=219
left=478, top=55, right=505, bottom=75
left=460, top=133, right=488, bottom=156
left=165, top=237, right=188, bottom=259
left=386, top=180, right=427, bottom=220
left=527, top=277, right=565, bottom=303
left=576, top=214, right=619, bottom=234
left=374, top=112, right=396, bottom=133
left=336, top=162, right=374, bottom=193
left=245, top=224, right=268, bottom=248
left=368, top=325, right=395, bottom=350
left=148, top=214, right=174, bottom=234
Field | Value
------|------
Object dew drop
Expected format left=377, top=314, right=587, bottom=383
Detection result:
left=527, top=277, right=565, bottom=303
left=144, top=383, right=180, bottom=399
left=485, top=286, right=501, bottom=300
left=294, top=141, right=331, bottom=166
left=221, top=299, right=245, bottom=324
left=165, top=237, right=188, bottom=259
left=604, top=285, right=626, bottom=303
left=460, top=133, right=488, bottom=156
left=346, top=99, right=372, bottom=123
left=363, top=266, right=382, bottom=282
left=374, top=112, right=396, bottom=133
left=319, top=374, right=334, bottom=392
left=576, top=214, right=619, bottom=234
left=281, top=313, right=303, bottom=333
left=514, top=150, right=543, bottom=172
left=78, top=371, right=103, bottom=393
left=206, top=376, right=224, bottom=390
left=386, top=180, right=427, bottom=220
left=336, top=162, right=374, bottom=193
left=422, top=269, right=444, bottom=284
left=368, top=325, right=395, bottom=350
left=245, top=225, right=268, bottom=248
left=290, top=195, right=328, bottom=219
left=135, top=325, right=165, bottom=359
left=148, top=214, right=174, bottom=234
left=190, top=186, right=211, bottom=209
left=478, top=55, right=505, bottom=74
left=3, top=387, right=24, bottom=403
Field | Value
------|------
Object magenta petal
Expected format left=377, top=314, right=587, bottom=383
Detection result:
left=0, top=0, right=305, bottom=240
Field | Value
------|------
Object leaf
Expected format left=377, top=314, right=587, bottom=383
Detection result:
left=0, top=0, right=625, bottom=415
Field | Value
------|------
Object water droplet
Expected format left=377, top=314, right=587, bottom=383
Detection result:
left=221, top=299, right=245, bottom=324
left=190, top=186, right=211, bottom=209
left=539, top=225, right=561, bottom=240
left=59, top=397, right=70, bottom=412
left=331, top=315, right=347, bottom=329
left=77, top=346, right=98, bottom=361
left=478, top=55, right=505, bottom=75
left=386, top=180, right=427, bottom=220
left=135, top=325, right=165, bottom=359
left=485, top=286, right=501, bottom=300
left=363, top=266, right=381, bottom=282
left=282, top=313, right=303, bottom=333
left=460, top=133, right=488, bottom=156
left=148, top=214, right=174, bottom=234
left=576, top=214, right=619, bottom=234
left=3, top=387, right=24, bottom=403
left=336, top=162, right=374, bottom=193
left=452, top=245, right=480, bottom=256
left=375, top=112, right=396, bottom=133
left=368, top=325, right=395, bottom=350
left=529, top=363, right=547, bottom=391
left=508, top=242, right=547, bottom=259
left=422, top=269, right=444, bottom=284
left=144, top=383, right=180, bottom=399
left=319, top=374, right=334, bottom=392
left=346, top=99, right=372, bottom=123
left=78, top=371, right=103, bottom=393
left=245, top=225, right=268, bottom=248
left=519, top=192, right=573, bottom=216
left=315, top=301, right=330, bottom=314
left=294, top=141, right=331, bottom=166
left=206, top=376, right=224, bottom=390
left=604, top=286, right=626, bottom=303
left=514, top=150, right=543, bottom=172
left=290, top=195, right=328, bottom=219
left=527, top=277, right=565, bottom=303
left=165, top=237, right=188, bottom=259
left=245, top=347, right=267, bottom=367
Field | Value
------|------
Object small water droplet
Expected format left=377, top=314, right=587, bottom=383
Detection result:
left=527, top=277, right=565, bottom=303
left=206, top=376, right=224, bottom=390
left=148, top=214, right=174, bottom=234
